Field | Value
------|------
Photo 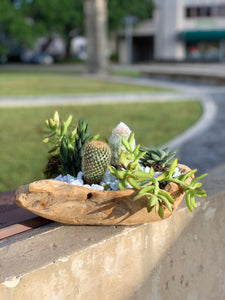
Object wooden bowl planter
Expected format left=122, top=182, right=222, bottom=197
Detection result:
left=16, top=164, right=192, bottom=225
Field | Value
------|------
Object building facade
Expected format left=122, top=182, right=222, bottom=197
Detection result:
left=118, top=0, right=225, bottom=63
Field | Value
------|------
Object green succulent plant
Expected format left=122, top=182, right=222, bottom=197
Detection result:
left=59, top=120, right=91, bottom=177
left=43, top=111, right=76, bottom=155
left=140, top=146, right=177, bottom=170
left=43, top=112, right=92, bottom=178
left=43, top=111, right=77, bottom=178
left=82, top=140, right=111, bottom=184
left=73, top=119, right=90, bottom=176
left=108, top=133, right=207, bottom=219
left=60, top=135, right=73, bottom=176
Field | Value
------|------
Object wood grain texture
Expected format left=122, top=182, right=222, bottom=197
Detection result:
left=16, top=164, right=192, bottom=225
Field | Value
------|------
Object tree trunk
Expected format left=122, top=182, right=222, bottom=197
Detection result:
left=65, top=37, right=71, bottom=59
left=83, top=0, right=109, bottom=74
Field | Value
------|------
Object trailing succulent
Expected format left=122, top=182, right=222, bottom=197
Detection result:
left=43, top=115, right=207, bottom=219
left=108, top=132, right=207, bottom=219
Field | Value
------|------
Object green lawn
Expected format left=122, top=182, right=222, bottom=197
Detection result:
left=0, top=101, right=202, bottom=192
left=111, top=70, right=142, bottom=78
left=0, top=72, right=169, bottom=96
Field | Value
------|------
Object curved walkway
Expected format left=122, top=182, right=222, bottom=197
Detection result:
left=109, top=75, right=222, bottom=174
left=176, top=91, right=225, bottom=174
left=0, top=92, right=195, bottom=107
left=117, top=76, right=222, bottom=174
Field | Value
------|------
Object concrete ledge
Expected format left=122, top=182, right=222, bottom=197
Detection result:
left=130, top=63, right=225, bottom=84
left=1, top=163, right=225, bottom=300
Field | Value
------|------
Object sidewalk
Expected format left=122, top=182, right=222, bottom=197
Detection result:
left=112, top=62, right=225, bottom=83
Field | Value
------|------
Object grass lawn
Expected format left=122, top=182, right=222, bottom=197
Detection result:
left=111, top=70, right=142, bottom=78
left=0, top=101, right=202, bottom=192
left=0, top=71, right=169, bottom=96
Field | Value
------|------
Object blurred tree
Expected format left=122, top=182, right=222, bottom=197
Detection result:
left=0, top=0, right=34, bottom=59
left=84, top=0, right=108, bottom=73
left=21, top=0, right=83, bottom=58
left=108, top=0, right=155, bottom=30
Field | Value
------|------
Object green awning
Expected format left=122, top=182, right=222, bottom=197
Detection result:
left=178, top=30, right=225, bottom=42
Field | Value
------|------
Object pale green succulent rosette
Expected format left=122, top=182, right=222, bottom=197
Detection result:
left=109, top=122, right=136, bottom=167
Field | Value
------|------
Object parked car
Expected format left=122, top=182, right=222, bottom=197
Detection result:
left=30, top=52, right=54, bottom=64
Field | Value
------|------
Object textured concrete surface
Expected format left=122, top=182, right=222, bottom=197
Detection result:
left=0, top=164, right=224, bottom=299
left=0, top=168, right=224, bottom=300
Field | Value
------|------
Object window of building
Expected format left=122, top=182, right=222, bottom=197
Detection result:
left=206, top=7, right=211, bottom=17
left=211, top=6, right=219, bottom=17
left=186, top=7, right=191, bottom=18
left=219, top=6, right=225, bottom=17
left=185, top=5, right=225, bottom=18
left=186, top=7, right=197, bottom=17
left=186, top=41, right=220, bottom=61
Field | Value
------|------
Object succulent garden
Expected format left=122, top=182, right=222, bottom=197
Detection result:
left=43, top=111, right=207, bottom=219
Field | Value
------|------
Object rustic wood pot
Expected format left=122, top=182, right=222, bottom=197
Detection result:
left=16, top=164, right=192, bottom=225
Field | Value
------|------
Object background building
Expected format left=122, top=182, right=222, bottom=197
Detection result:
left=118, top=0, right=225, bottom=63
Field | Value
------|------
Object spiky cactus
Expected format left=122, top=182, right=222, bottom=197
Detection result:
left=82, top=140, right=111, bottom=184
left=60, top=135, right=73, bottom=176
left=73, top=119, right=90, bottom=176
left=140, top=147, right=177, bottom=171
left=108, top=122, right=135, bottom=167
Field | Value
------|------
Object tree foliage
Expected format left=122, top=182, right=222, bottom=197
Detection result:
left=22, top=0, right=83, bottom=39
left=0, top=0, right=34, bottom=56
left=108, top=0, right=155, bottom=30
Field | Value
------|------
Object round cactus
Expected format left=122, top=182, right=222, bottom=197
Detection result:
left=108, top=122, right=135, bottom=167
left=81, top=140, right=111, bottom=184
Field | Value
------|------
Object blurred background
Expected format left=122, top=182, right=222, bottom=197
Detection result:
left=1, top=0, right=225, bottom=70
left=0, top=0, right=155, bottom=70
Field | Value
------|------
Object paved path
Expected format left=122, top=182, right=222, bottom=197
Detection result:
left=177, top=92, right=225, bottom=174
left=112, top=62, right=225, bottom=83
left=0, top=92, right=195, bottom=107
